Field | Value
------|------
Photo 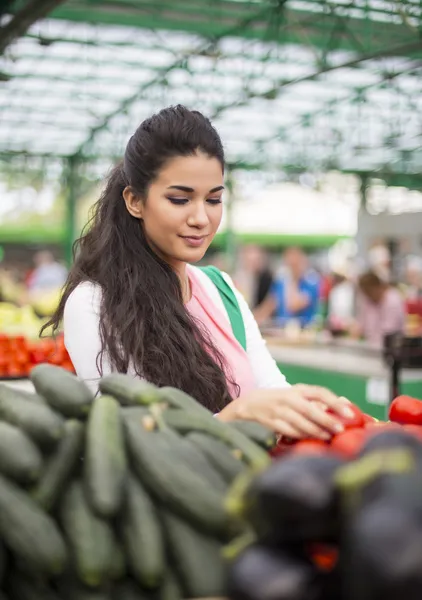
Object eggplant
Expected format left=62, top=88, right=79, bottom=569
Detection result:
left=228, top=544, right=323, bottom=600
left=340, top=500, right=422, bottom=600
left=246, top=454, right=344, bottom=543
left=359, top=429, right=422, bottom=459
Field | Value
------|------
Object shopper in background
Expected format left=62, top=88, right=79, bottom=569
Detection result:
left=234, top=245, right=274, bottom=311
left=255, top=246, right=320, bottom=327
left=27, top=251, right=68, bottom=294
left=368, top=244, right=391, bottom=283
left=403, top=255, right=422, bottom=301
left=326, top=270, right=355, bottom=335
left=352, top=270, right=405, bottom=346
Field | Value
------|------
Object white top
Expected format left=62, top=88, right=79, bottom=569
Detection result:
left=63, top=265, right=289, bottom=393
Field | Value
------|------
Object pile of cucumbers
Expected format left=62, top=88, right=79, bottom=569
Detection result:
left=0, top=365, right=276, bottom=600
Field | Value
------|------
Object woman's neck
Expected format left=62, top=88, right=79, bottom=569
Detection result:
left=173, top=261, right=191, bottom=303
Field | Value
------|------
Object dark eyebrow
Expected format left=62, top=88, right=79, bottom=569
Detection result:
left=167, top=185, right=225, bottom=193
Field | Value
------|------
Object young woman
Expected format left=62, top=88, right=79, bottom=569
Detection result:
left=45, top=106, right=353, bottom=439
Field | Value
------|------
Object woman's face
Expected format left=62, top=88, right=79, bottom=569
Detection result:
left=124, top=152, right=224, bottom=271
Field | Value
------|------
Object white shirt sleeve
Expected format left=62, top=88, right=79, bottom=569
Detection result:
left=63, top=282, right=111, bottom=393
left=222, top=273, right=290, bottom=390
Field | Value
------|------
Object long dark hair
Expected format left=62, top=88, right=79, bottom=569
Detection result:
left=43, top=105, right=237, bottom=412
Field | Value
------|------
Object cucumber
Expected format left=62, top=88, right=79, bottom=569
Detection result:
left=112, top=579, right=150, bottom=600
left=157, top=428, right=228, bottom=493
left=0, top=541, right=7, bottom=586
left=63, top=583, right=110, bottom=600
left=32, top=420, right=84, bottom=511
left=158, top=387, right=207, bottom=414
left=0, top=421, right=43, bottom=484
left=110, top=541, right=126, bottom=581
left=160, top=568, right=183, bottom=600
left=187, top=432, right=246, bottom=482
left=12, top=389, right=46, bottom=405
left=0, top=473, right=67, bottom=575
left=124, top=420, right=230, bottom=536
left=0, top=384, right=64, bottom=447
left=85, top=395, right=127, bottom=518
left=163, top=511, right=227, bottom=598
left=60, top=480, right=115, bottom=588
left=230, top=420, right=277, bottom=450
left=99, top=374, right=160, bottom=406
left=120, top=475, right=165, bottom=589
left=30, top=364, right=94, bottom=418
left=160, top=406, right=270, bottom=469
left=6, top=571, right=61, bottom=600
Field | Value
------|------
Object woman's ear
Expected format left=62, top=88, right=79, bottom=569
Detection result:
left=123, top=186, right=143, bottom=219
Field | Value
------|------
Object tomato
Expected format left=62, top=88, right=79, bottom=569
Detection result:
left=389, top=395, right=422, bottom=426
left=330, top=428, right=367, bottom=458
left=6, top=363, right=23, bottom=378
left=15, top=351, right=29, bottom=366
left=328, top=403, right=365, bottom=429
left=292, top=439, right=329, bottom=455
left=307, top=543, right=339, bottom=572
left=363, top=413, right=378, bottom=424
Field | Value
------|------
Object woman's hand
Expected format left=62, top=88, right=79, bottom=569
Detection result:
left=217, top=385, right=355, bottom=441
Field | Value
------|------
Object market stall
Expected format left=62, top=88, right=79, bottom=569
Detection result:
left=267, top=338, right=422, bottom=421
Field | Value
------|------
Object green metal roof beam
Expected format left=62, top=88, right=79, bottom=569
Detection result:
left=72, top=1, right=279, bottom=157
left=0, top=0, right=67, bottom=54
left=211, top=37, right=422, bottom=117
left=50, top=2, right=418, bottom=57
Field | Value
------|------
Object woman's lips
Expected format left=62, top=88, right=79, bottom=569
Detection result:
left=180, top=235, right=207, bottom=247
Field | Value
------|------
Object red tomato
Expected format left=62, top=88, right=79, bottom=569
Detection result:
left=389, top=395, right=422, bottom=426
left=363, top=413, right=378, bottom=424
left=330, top=428, right=367, bottom=458
left=292, top=439, right=329, bottom=455
left=307, top=543, right=339, bottom=572
left=328, top=403, right=365, bottom=429
left=61, top=360, right=75, bottom=373
left=15, top=351, right=29, bottom=366
left=6, top=363, right=23, bottom=378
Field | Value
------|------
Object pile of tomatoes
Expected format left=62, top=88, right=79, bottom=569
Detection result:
left=273, top=395, right=422, bottom=459
left=0, top=333, right=75, bottom=379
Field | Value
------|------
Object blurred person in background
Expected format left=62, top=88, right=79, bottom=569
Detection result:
left=27, top=251, right=68, bottom=294
left=403, top=255, right=422, bottom=301
left=351, top=270, right=405, bottom=346
left=326, top=270, right=355, bottom=335
left=234, top=244, right=274, bottom=310
left=368, top=243, right=391, bottom=283
left=255, top=246, right=320, bottom=327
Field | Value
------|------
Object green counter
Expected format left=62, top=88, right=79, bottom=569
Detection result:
left=269, top=343, right=422, bottom=421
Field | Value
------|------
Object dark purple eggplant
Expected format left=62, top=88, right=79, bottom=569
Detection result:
left=359, top=429, right=422, bottom=459
left=245, top=454, right=344, bottom=543
left=340, top=500, right=422, bottom=600
left=228, top=544, right=323, bottom=600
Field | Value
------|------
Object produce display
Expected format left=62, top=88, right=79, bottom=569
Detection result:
left=228, top=395, right=422, bottom=600
left=0, top=333, right=74, bottom=378
left=271, top=397, right=422, bottom=460
left=0, top=366, right=276, bottom=600
left=1, top=361, right=422, bottom=600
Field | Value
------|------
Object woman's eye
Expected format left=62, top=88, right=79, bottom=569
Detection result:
left=207, top=198, right=222, bottom=205
left=168, top=197, right=188, bottom=205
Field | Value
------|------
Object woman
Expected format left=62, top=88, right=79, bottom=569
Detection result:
left=353, top=270, right=405, bottom=346
left=45, top=106, right=352, bottom=439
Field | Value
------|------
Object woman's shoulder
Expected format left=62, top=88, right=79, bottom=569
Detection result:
left=64, top=281, right=103, bottom=315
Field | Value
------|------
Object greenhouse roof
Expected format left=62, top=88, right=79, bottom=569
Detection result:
left=1, top=0, right=422, bottom=176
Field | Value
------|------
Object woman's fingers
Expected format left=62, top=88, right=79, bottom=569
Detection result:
left=275, top=388, right=345, bottom=437
left=294, top=384, right=354, bottom=419
left=279, top=406, right=332, bottom=440
left=272, top=420, right=304, bottom=440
